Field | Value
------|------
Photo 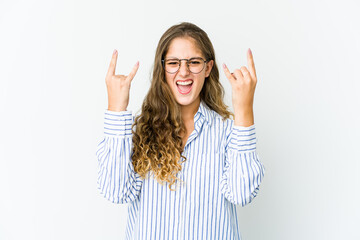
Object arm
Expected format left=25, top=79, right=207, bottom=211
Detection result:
left=221, top=48, right=264, bottom=206
left=95, top=109, right=143, bottom=204
left=220, top=122, right=265, bottom=206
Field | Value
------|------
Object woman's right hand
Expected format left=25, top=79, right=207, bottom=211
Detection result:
left=105, top=49, right=139, bottom=112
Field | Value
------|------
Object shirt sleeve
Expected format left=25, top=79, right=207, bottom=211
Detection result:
left=95, top=109, right=143, bottom=204
left=220, top=122, right=265, bottom=206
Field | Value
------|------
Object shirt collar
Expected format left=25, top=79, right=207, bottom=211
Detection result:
left=195, top=100, right=213, bottom=126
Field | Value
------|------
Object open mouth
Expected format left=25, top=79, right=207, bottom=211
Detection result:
left=176, top=80, right=193, bottom=95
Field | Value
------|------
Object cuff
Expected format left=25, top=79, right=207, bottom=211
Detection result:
left=104, top=109, right=133, bottom=136
left=227, top=124, right=257, bottom=152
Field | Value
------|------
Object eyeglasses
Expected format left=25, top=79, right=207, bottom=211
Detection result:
left=162, top=57, right=208, bottom=74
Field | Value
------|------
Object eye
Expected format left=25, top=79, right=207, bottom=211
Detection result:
left=189, top=60, right=201, bottom=65
left=166, top=60, right=179, bottom=65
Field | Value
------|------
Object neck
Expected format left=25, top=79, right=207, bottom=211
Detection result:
left=180, top=97, right=201, bottom=123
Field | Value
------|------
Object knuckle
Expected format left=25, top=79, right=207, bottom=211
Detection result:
left=241, top=67, right=249, bottom=74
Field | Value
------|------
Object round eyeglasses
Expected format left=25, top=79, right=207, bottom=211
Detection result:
left=162, top=57, right=208, bottom=74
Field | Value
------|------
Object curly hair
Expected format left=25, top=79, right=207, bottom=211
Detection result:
left=131, top=22, right=234, bottom=191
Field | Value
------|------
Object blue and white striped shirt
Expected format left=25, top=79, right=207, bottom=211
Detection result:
left=96, top=100, right=265, bottom=240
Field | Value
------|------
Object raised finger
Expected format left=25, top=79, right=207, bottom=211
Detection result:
left=247, top=48, right=257, bottom=80
left=106, top=49, right=118, bottom=78
left=126, top=61, right=140, bottom=82
left=222, top=63, right=236, bottom=83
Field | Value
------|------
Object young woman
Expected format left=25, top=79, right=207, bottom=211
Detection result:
left=96, top=22, right=265, bottom=240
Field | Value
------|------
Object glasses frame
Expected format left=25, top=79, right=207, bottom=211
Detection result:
left=161, top=57, right=208, bottom=74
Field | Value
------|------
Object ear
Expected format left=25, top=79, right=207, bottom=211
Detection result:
left=205, top=60, right=214, bottom=78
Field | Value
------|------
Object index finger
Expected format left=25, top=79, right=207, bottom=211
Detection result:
left=247, top=48, right=257, bottom=80
left=106, top=49, right=118, bottom=77
left=126, top=61, right=140, bottom=82
left=222, top=63, right=236, bottom=83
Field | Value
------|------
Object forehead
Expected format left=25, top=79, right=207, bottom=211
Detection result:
left=166, top=37, right=204, bottom=58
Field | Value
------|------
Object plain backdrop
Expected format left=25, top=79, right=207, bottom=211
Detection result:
left=1, top=0, right=359, bottom=239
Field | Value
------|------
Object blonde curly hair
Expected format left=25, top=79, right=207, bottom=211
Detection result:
left=131, top=22, right=234, bottom=191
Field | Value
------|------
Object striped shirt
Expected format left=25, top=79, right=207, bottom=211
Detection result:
left=96, top=100, right=265, bottom=240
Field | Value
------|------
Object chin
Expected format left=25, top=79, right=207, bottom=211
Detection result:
left=174, top=98, right=189, bottom=106
left=174, top=94, right=199, bottom=107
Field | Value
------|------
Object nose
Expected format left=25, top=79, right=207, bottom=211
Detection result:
left=178, top=60, right=190, bottom=77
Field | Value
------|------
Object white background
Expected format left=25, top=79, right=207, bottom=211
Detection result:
left=1, top=0, right=359, bottom=239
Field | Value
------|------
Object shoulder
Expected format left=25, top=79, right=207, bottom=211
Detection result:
left=208, top=109, right=234, bottom=136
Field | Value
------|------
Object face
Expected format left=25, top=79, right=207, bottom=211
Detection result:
left=164, top=37, right=213, bottom=108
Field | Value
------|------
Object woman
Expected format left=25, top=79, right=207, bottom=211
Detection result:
left=96, top=22, right=265, bottom=240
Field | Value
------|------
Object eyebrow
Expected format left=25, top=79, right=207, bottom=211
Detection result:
left=165, top=56, right=203, bottom=59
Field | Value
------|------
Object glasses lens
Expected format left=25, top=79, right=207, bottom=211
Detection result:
left=164, top=59, right=180, bottom=73
left=188, top=58, right=205, bottom=74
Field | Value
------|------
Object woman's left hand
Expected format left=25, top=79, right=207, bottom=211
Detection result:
left=223, top=48, right=258, bottom=126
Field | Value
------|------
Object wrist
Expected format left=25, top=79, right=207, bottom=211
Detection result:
left=107, top=105, right=127, bottom=112
left=234, top=108, right=254, bottom=127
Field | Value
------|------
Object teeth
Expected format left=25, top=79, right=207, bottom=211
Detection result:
left=176, top=80, right=193, bottom=85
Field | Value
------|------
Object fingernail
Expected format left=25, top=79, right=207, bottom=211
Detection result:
left=113, top=49, right=117, bottom=55
left=248, top=48, right=252, bottom=54
left=136, top=61, right=139, bottom=66
left=222, top=63, right=226, bottom=69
